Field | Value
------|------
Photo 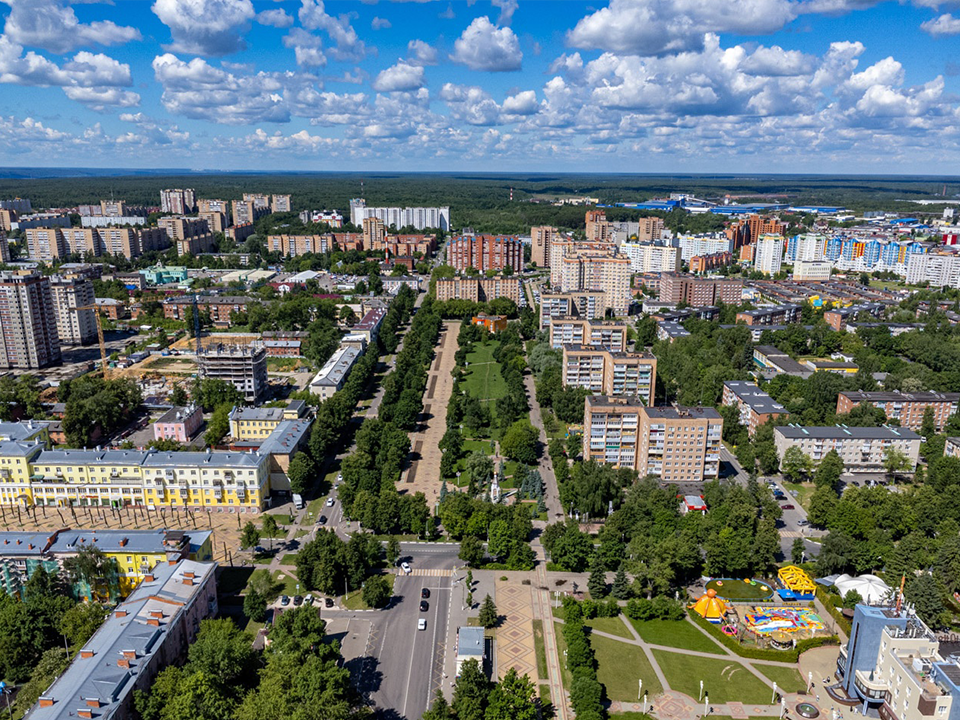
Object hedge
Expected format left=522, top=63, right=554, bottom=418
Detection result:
left=689, top=611, right=839, bottom=663
left=815, top=586, right=853, bottom=636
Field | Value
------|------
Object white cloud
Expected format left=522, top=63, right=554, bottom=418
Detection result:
left=372, top=16, right=391, bottom=29
left=491, top=0, right=518, bottom=25
left=298, top=0, right=367, bottom=61
left=452, top=16, right=522, bottom=71
left=740, top=45, right=816, bottom=76
left=567, top=0, right=797, bottom=56
left=440, top=82, right=501, bottom=125
left=282, top=28, right=326, bottom=67
left=152, top=0, right=255, bottom=56
left=256, top=8, right=294, bottom=28
left=502, top=89, right=538, bottom=114
left=1, top=0, right=141, bottom=54
left=292, top=89, right=369, bottom=125
left=921, top=13, right=960, bottom=35
left=407, top=39, right=438, bottom=65
left=438, top=4, right=455, bottom=19
left=62, top=86, right=140, bottom=111
left=372, top=61, right=425, bottom=91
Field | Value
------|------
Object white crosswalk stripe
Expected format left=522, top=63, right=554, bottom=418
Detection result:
left=779, top=531, right=804, bottom=538
left=404, top=569, right=453, bottom=577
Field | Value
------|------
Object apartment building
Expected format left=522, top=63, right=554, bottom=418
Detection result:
left=557, top=248, right=632, bottom=316
left=549, top=241, right=615, bottom=285
left=448, top=235, right=523, bottom=273
left=837, top=391, right=960, bottom=432
left=198, top=210, right=226, bottom=233
left=657, top=320, right=691, bottom=342
left=539, top=290, right=608, bottom=329
left=752, top=345, right=811, bottom=376
left=308, top=345, right=362, bottom=400
left=434, top=277, right=522, bottom=304
left=197, top=198, right=231, bottom=219
left=905, top=253, right=960, bottom=289
left=787, top=233, right=828, bottom=262
left=637, top=216, right=665, bottom=242
left=154, top=405, right=203, bottom=443
left=674, top=234, right=732, bottom=262
left=585, top=210, right=612, bottom=242
left=824, top=303, right=887, bottom=331
left=25, top=227, right=167, bottom=260
left=301, top=210, right=343, bottom=227
left=0, top=271, right=61, bottom=369
left=271, top=194, right=292, bottom=213
left=689, top=251, right=734, bottom=273
left=946, top=437, right=960, bottom=459
left=267, top=234, right=331, bottom=257
left=26, top=559, right=217, bottom=720
left=229, top=402, right=305, bottom=440
left=549, top=317, right=627, bottom=351
left=349, top=199, right=451, bottom=231
left=722, top=381, right=789, bottom=436
left=736, top=304, right=802, bottom=326
left=363, top=217, right=386, bottom=250
left=198, top=345, right=268, bottom=402
left=157, top=216, right=215, bottom=256
left=754, top=234, right=785, bottom=275
left=49, top=275, right=96, bottom=346
left=659, top=274, right=742, bottom=306
left=773, top=425, right=920, bottom=473
left=160, top=188, right=196, bottom=214
left=620, top=243, right=682, bottom=273
left=232, top=199, right=269, bottom=226
left=562, top=345, right=656, bottom=403
left=531, top=225, right=558, bottom=267
left=382, top=234, right=436, bottom=257
left=793, top=260, right=833, bottom=281
left=0, top=230, right=8, bottom=263
left=163, top=296, right=253, bottom=327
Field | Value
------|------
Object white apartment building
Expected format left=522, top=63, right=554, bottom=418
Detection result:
left=906, top=253, right=960, bottom=289
left=557, top=251, right=632, bottom=316
left=49, top=275, right=96, bottom=345
left=160, top=188, right=195, bottom=214
left=789, top=233, right=827, bottom=262
left=773, top=425, right=920, bottom=473
left=620, top=243, right=682, bottom=273
left=549, top=318, right=627, bottom=351
left=672, top=234, right=732, bottom=262
left=793, top=260, right=833, bottom=281
left=754, top=234, right=785, bottom=275
left=349, top=199, right=450, bottom=231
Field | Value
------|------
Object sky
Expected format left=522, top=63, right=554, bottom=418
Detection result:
left=1, top=0, right=960, bottom=174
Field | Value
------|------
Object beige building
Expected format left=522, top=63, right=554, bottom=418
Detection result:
left=773, top=425, right=920, bottom=473
left=363, top=217, right=386, bottom=250
left=0, top=271, right=61, bottom=369
left=232, top=199, right=267, bottom=226
left=556, top=247, right=632, bottom=316
left=562, top=345, right=657, bottom=403
left=197, top=198, right=231, bottom=218
left=549, top=317, right=627, bottom=352
left=585, top=210, right=612, bottom=242
left=198, top=210, right=226, bottom=234
left=272, top=194, right=292, bottom=213
left=637, top=217, right=665, bottom=242
left=160, top=188, right=195, bottom=214
left=267, top=234, right=331, bottom=257
left=49, top=275, right=96, bottom=345
left=539, top=290, right=608, bottom=329
left=25, top=226, right=167, bottom=260
left=792, top=260, right=833, bottom=281
left=158, top=216, right=216, bottom=256
left=531, top=225, right=559, bottom=268
left=434, top=277, right=521, bottom=304
left=620, top=243, right=682, bottom=274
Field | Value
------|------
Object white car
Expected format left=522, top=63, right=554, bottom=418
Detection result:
left=336, top=473, right=343, bottom=483
left=418, top=618, right=427, bottom=631
left=326, top=498, right=335, bottom=507
left=401, top=562, right=411, bottom=574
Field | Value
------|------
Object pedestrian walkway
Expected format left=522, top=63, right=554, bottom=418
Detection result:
left=494, top=577, right=539, bottom=683
left=407, top=568, right=453, bottom=577
left=533, top=557, right=570, bottom=720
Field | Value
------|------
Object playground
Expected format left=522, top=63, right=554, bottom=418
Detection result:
left=706, top=578, right=775, bottom=601
left=743, top=606, right=826, bottom=638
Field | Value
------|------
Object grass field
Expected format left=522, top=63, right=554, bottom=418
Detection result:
left=533, top=619, right=548, bottom=680
left=586, top=616, right=633, bottom=639
left=553, top=622, right=573, bottom=687
left=754, top=664, right=807, bottom=693
left=652, top=650, right=773, bottom=705
left=279, top=554, right=298, bottom=566
left=593, top=634, right=663, bottom=701
left=781, top=481, right=815, bottom=510
left=462, top=342, right=506, bottom=404
left=272, top=570, right=302, bottom=598
left=629, top=619, right=726, bottom=654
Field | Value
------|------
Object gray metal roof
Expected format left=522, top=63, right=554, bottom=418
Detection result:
left=643, top=406, right=722, bottom=420
left=775, top=425, right=921, bottom=440
left=0, top=421, right=50, bottom=442
left=839, top=390, right=960, bottom=404
left=723, top=381, right=787, bottom=414
left=229, top=406, right=287, bottom=422
left=310, top=346, right=361, bottom=388
left=0, top=529, right=212, bottom=558
left=258, top=419, right=312, bottom=457
left=458, top=626, right=485, bottom=657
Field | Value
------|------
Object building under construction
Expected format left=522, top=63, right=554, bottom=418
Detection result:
left=199, top=343, right=268, bottom=403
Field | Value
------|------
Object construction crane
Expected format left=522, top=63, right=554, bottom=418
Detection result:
left=71, top=304, right=109, bottom=380
left=192, top=294, right=202, bottom=356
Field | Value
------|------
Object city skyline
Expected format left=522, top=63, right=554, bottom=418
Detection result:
left=0, top=0, right=959, bottom=173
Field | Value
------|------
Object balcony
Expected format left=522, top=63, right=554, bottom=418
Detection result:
left=854, top=670, right=888, bottom=700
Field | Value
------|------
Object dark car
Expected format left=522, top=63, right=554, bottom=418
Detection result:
left=325, top=597, right=334, bottom=608
left=293, top=595, right=303, bottom=606
left=421, top=588, right=430, bottom=599
left=318, top=515, right=327, bottom=525
left=781, top=504, right=795, bottom=510
left=280, top=595, right=291, bottom=606
left=420, top=600, right=429, bottom=612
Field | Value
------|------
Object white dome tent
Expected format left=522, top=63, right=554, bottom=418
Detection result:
left=833, top=574, right=892, bottom=604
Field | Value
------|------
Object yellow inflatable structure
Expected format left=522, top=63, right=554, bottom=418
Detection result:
left=778, top=565, right=817, bottom=595
left=691, top=588, right=728, bottom=623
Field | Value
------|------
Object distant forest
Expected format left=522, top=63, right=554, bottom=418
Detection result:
left=0, top=172, right=957, bottom=235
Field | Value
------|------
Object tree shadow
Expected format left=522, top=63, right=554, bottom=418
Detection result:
left=348, top=654, right=384, bottom=695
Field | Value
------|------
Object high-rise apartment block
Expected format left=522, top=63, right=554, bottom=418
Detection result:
left=787, top=233, right=828, bottom=262
left=0, top=271, right=61, bottom=369
left=0, top=230, right=8, bottom=263
left=583, top=398, right=722, bottom=482
left=562, top=345, right=657, bottom=403
left=349, top=199, right=451, bottom=231
left=674, top=234, right=733, bottom=262
left=636, top=216, right=665, bottom=242
left=585, top=210, right=612, bottom=242
left=271, top=194, right=292, bottom=212
left=0, top=199, right=31, bottom=213
left=158, top=216, right=216, bottom=256
left=434, top=277, right=521, bottom=304
left=232, top=199, right=270, bottom=226
left=199, top=345, right=268, bottom=403
left=531, top=225, right=558, bottom=267
left=49, top=275, right=96, bottom=345
left=267, top=234, right=332, bottom=257
left=906, top=253, right=960, bottom=289
left=549, top=317, right=627, bottom=351
left=363, top=217, right=386, bottom=250
left=160, top=188, right=196, bottom=214
left=620, top=243, right=682, bottom=273
left=539, top=290, right=608, bottom=329
left=837, top=390, right=960, bottom=432
left=658, top=274, right=742, bottom=306
left=24, top=227, right=167, bottom=260
left=244, top=193, right=271, bottom=209
left=754, top=234, right=785, bottom=275
left=448, top=235, right=523, bottom=273
left=558, top=248, right=632, bottom=315
left=197, top=198, right=231, bottom=218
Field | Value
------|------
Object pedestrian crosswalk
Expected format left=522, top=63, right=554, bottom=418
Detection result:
left=780, top=531, right=804, bottom=538
left=403, top=569, right=453, bottom=577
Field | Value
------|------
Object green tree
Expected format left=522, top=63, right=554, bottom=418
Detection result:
left=781, top=446, right=814, bottom=482
left=424, top=692, right=454, bottom=720
left=479, top=594, right=498, bottom=628
left=362, top=575, right=392, bottom=609
left=500, top=420, right=539, bottom=465
left=883, top=446, right=911, bottom=481
left=611, top=565, right=631, bottom=600
left=921, top=406, right=937, bottom=440
left=204, top=402, right=232, bottom=446
left=59, top=602, right=107, bottom=648
left=244, top=587, right=267, bottom=623
left=453, top=659, right=489, bottom=720
left=807, top=485, right=839, bottom=528
left=842, top=589, right=863, bottom=609
left=906, top=574, right=947, bottom=629
left=485, top=668, right=538, bottom=720
left=791, top=537, right=806, bottom=565
left=187, top=618, right=255, bottom=686
left=170, top=384, right=189, bottom=406
left=286, top=452, right=316, bottom=495
left=459, top=535, right=485, bottom=566
left=386, top=536, right=401, bottom=566
left=814, top=449, right=844, bottom=490
left=587, top=555, right=607, bottom=598
left=240, top=522, right=261, bottom=549
left=61, top=544, right=121, bottom=601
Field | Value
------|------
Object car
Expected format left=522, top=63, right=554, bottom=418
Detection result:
left=421, top=588, right=430, bottom=599
left=326, top=498, right=335, bottom=507
left=401, top=562, right=411, bottom=574
left=420, top=600, right=429, bottom=612
left=325, top=597, right=334, bottom=608
left=797, top=519, right=809, bottom=526
left=254, top=545, right=265, bottom=554
left=781, top=504, right=795, bottom=510
left=337, top=472, right=343, bottom=482
left=280, top=595, right=291, bottom=606
left=304, top=595, right=314, bottom=605
left=418, top=619, right=427, bottom=631
left=318, top=515, right=327, bottom=525
left=293, top=595, right=303, bottom=606
left=850, top=480, right=861, bottom=487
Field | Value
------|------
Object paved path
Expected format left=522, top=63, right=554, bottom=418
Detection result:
left=523, top=371, right=563, bottom=523
left=533, top=552, right=570, bottom=720
left=494, top=575, right=539, bottom=683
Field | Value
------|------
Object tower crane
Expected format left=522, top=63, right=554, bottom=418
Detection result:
left=70, top=304, right=109, bottom=380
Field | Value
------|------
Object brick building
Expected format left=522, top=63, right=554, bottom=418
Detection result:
left=448, top=235, right=523, bottom=273
left=659, top=274, right=742, bottom=306
left=836, top=390, right=960, bottom=432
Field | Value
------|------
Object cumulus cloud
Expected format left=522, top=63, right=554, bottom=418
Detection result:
left=407, top=39, right=438, bottom=65
left=283, top=28, right=326, bottom=67
left=372, top=16, right=391, bottom=29
left=921, top=13, right=960, bottom=35
left=491, top=0, right=518, bottom=25
left=256, top=8, right=294, bottom=28
left=1, top=0, right=141, bottom=54
left=740, top=45, right=816, bottom=76
left=440, top=82, right=501, bottom=125
left=502, top=89, right=538, bottom=114
left=152, top=0, right=256, bottom=56
left=298, top=0, right=368, bottom=61
left=62, top=86, right=140, bottom=111
left=452, top=16, right=522, bottom=71
left=372, top=61, right=425, bottom=91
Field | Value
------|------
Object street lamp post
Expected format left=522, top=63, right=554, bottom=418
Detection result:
left=699, top=681, right=704, bottom=702
left=772, top=681, right=778, bottom=705
left=638, top=679, right=642, bottom=701
left=703, top=693, right=708, bottom=717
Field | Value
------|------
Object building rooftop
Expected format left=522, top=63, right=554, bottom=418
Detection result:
left=155, top=406, right=199, bottom=425
left=723, top=381, right=787, bottom=414
left=585, top=395, right=647, bottom=410
left=840, top=390, right=960, bottom=404
left=229, top=406, right=287, bottom=423
left=0, top=420, right=50, bottom=442
left=458, top=626, right=485, bottom=657
left=775, top=425, right=921, bottom=440
left=310, top=346, right=361, bottom=389
left=643, top=406, right=722, bottom=421
left=0, top=528, right=211, bottom=558
left=258, top=419, right=312, bottom=457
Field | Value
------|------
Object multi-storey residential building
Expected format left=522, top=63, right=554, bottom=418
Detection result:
left=363, top=217, right=386, bottom=250
left=689, top=251, right=734, bottom=273
left=906, top=252, right=960, bottom=288
left=199, top=345, right=268, bottom=403
left=583, top=395, right=643, bottom=471
left=160, top=188, right=196, bottom=214
left=637, top=216, right=665, bottom=242
left=562, top=345, right=656, bottom=403
left=824, top=302, right=887, bottom=331
left=80, top=215, right=148, bottom=228
left=837, top=391, right=960, bottom=432
left=271, top=194, right=292, bottom=212
left=244, top=193, right=271, bottom=209
left=620, top=243, right=682, bottom=273
left=197, top=198, right=231, bottom=219
left=787, top=233, right=828, bottom=262
left=793, top=260, right=833, bottom=281
left=0, top=230, right=8, bottom=262
left=163, top=296, right=252, bottom=327
left=267, top=234, right=331, bottom=257
left=198, top=210, right=226, bottom=233
left=231, top=199, right=269, bottom=226
left=659, top=274, right=742, bottom=306
left=736, top=304, right=802, bottom=326
left=549, top=241, right=616, bottom=285
left=946, top=437, right=960, bottom=459
left=774, top=425, right=921, bottom=472
left=531, top=225, right=558, bottom=267
left=722, top=381, right=789, bottom=436
left=382, top=234, right=437, bottom=257
left=300, top=209, right=343, bottom=227
left=157, top=216, right=216, bottom=256
left=154, top=405, right=204, bottom=443
left=752, top=345, right=811, bottom=376
left=26, top=559, right=217, bottom=720
left=25, top=227, right=167, bottom=260
left=349, top=199, right=450, bottom=230
left=657, top=320, right=691, bottom=342
left=585, top=210, right=612, bottom=242
left=434, top=277, right=522, bottom=304
left=557, top=248, right=632, bottom=316
left=0, top=198, right=30, bottom=213
left=308, top=345, right=362, bottom=400
left=228, top=402, right=305, bottom=440
left=24, top=226, right=66, bottom=261
left=0, top=271, right=61, bottom=369
left=448, top=235, right=523, bottom=273
left=754, top=234, right=785, bottom=275
left=549, top=317, right=627, bottom=351
left=49, top=275, right=96, bottom=346
left=539, top=290, right=608, bottom=329
left=673, top=234, right=732, bottom=262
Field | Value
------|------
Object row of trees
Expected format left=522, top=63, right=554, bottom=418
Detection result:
left=423, top=662, right=540, bottom=720
left=561, top=598, right=606, bottom=720
left=60, top=375, right=143, bottom=447
left=528, top=339, right=589, bottom=425
left=439, top=492, right=536, bottom=570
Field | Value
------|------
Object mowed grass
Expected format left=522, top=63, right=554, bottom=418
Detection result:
left=652, top=650, right=773, bottom=704
left=586, top=616, right=633, bottom=639
left=781, top=481, right=815, bottom=510
left=630, top=619, right=726, bottom=654
left=592, top=634, right=663, bottom=701
left=462, top=342, right=506, bottom=402
left=754, top=663, right=808, bottom=693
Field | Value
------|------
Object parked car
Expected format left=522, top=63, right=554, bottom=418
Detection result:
left=797, top=519, right=809, bottom=526
left=325, top=597, right=334, bottom=608
left=280, top=595, right=291, bottom=606
left=421, top=588, right=430, bottom=599
left=318, top=515, right=327, bottom=525
left=293, top=595, right=303, bottom=606
left=419, top=600, right=429, bottom=612
left=781, top=504, right=795, bottom=510
left=304, top=595, right=314, bottom=605
left=326, top=498, right=335, bottom=507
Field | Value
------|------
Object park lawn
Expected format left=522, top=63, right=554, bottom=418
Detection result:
left=781, top=481, right=815, bottom=510
left=588, top=616, right=633, bottom=639
left=533, top=620, right=548, bottom=679
left=630, top=619, right=726, bottom=654
left=592, top=633, right=663, bottom=701
left=280, top=554, right=298, bottom=566
left=463, top=342, right=507, bottom=403
left=553, top=622, right=573, bottom=688
left=539, top=685, right=551, bottom=705
left=754, top=664, right=807, bottom=693
left=343, top=574, right=396, bottom=610
left=272, top=570, right=301, bottom=598
left=652, top=650, right=773, bottom=705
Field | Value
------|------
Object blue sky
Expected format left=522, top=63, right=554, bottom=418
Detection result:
left=1, top=0, right=959, bottom=173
